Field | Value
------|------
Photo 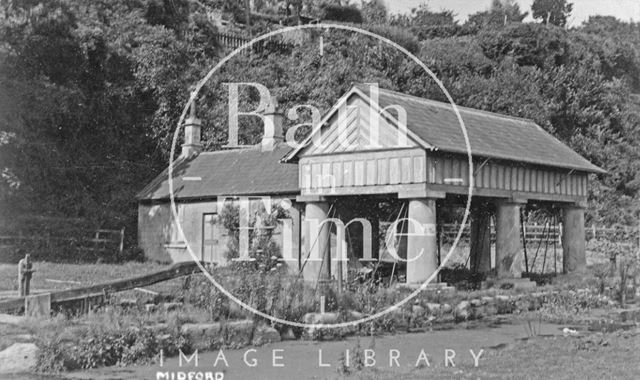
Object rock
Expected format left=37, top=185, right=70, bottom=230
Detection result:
left=25, top=293, right=51, bottom=319
left=0, top=343, right=38, bottom=374
left=145, top=323, right=169, bottom=335
left=224, top=320, right=254, bottom=348
left=412, top=305, right=425, bottom=316
left=495, top=295, right=515, bottom=314
left=454, top=301, right=471, bottom=321
left=425, top=303, right=442, bottom=314
left=163, top=302, right=182, bottom=312
left=252, top=325, right=281, bottom=346
left=515, top=298, right=530, bottom=313
left=303, top=312, right=339, bottom=325
left=470, top=299, right=482, bottom=308
left=0, top=314, right=27, bottom=325
left=280, top=327, right=297, bottom=341
left=483, top=305, right=498, bottom=316
left=119, top=299, right=137, bottom=308
left=228, top=299, right=244, bottom=317
left=145, top=304, right=157, bottom=313
left=348, top=310, right=365, bottom=320
left=181, top=323, right=223, bottom=351
left=481, top=296, right=495, bottom=305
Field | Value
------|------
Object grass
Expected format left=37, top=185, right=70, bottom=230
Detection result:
left=0, top=261, right=170, bottom=294
left=341, top=330, right=640, bottom=379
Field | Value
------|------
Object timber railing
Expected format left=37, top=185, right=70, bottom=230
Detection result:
left=0, top=261, right=203, bottom=313
left=212, top=32, right=291, bottom=54
left=439, top=223, right=639, bottom=245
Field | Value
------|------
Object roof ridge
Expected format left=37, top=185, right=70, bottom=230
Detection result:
left=199, top=143, right=292, bottom=155
left=371, top=86, right=537, bottom=125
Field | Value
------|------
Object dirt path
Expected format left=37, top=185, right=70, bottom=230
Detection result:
left=61, top=318, right=564, bottom=380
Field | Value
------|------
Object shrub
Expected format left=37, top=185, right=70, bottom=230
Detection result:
left=36, top=326, right=189, bottom=372
left=364, top=24, right=420, bottom=54
left=320, top=4, right=363, bottom=24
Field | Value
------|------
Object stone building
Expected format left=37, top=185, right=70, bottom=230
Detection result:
left=137, top=85, right=604, bottom=286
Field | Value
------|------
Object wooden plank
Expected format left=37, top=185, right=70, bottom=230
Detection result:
left=354, top=160, right=365, bottom=186
left=389, top=158, right=400, bottom=184
left=436, top=159, right=445, bottom=184
left=332, top=161, right=343, bottom=188
left=377, top=158, right=388, bottom=185
left=413, top=156, right=425, bottom=182
left=401, top=157, right=412, bottom=183
left=483, top=164, right=491, bottom=188
left=0, top=262, right=202, bottom=314
left=366, top=159, right=377, bottom=185
left=343, top=160, right=354, bottom=187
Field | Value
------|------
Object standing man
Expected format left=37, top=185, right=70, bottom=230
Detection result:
left=18, top=253, right=34, bottom=297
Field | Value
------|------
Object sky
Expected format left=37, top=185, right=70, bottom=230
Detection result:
left=380, top=0, right=640, bottom=27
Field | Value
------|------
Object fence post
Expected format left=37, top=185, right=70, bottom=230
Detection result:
left=558, top=222, right=563, bottom=245
left=119, top=228, right=125, bottom=254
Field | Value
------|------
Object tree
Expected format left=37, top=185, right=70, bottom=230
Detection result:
left=466, top=0, right=528, bottom=28
left=361, top=0, right=387, bottom=24
left=531, top=0, right=573, bottom=27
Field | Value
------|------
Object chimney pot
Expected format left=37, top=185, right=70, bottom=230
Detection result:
left=261, top=96, right=284, bottom=151
left=181, top=101, right=202, bottom=158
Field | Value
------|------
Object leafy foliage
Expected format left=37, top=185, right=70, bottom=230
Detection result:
left=531, top=0, right=573, bottom=27
left=1, top=0, right=639, bottom=260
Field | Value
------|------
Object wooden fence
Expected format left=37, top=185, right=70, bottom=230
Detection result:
left=439, top=222, right=639, bottom=246
left=0, top=228, right=125, bottom=259
left=212, top=32, right=291, bottom=54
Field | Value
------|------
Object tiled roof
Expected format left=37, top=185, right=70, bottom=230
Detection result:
left=362, top=86, right=604, bottom=173
left=139, top=86, right=603, bottom=201
left=137, top=144, right=298, bottom=201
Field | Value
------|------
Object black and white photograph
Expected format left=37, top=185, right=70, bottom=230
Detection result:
left=1, top=0, right=639, bottom=379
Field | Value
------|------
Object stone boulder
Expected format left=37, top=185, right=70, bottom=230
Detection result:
left=224, top=320, right=254, bottom=348
left=181, top=323, right=224, bottom=351
left=280, top=327, right=297, bottom=341
left=495, top=295, right=515, bottom=314
left=252, top=325, right=281, bottom=346
left=0, top=343, right=38, bottom=374
left=454, top=301, right=471, bottom=321
left=303, top=312, right=339, bottom=325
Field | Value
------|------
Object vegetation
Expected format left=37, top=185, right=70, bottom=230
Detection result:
left=0, top=2, right=638, bottom=259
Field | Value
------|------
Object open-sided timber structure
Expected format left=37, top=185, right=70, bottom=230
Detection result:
left=137, top=85, right=604, bottom=288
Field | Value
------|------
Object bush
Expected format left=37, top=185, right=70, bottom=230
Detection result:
left=37, top=325, right=189, bottom=372
left=364, top=24, right=420, bottom=54
left=320, top=4, right=363, bottom=24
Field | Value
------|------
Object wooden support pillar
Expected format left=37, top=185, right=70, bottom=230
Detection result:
left=302, top=201, right=330, bottom=284
left=406, top=198, right=438, bottom=284
left=470, top=204, right=492, bottom=274
left=561, top=205, right=586, bottom=273
left=495, top=200, right=525, bottom=279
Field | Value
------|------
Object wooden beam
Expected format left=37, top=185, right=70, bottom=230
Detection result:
left=0, top=261, right=203, bottom=314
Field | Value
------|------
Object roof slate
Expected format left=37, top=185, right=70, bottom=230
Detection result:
left=138, top=86, right=603, bottom=201
left=365, top=86, right=604, bottom=173
left=137, top=144, right=298, bottom=201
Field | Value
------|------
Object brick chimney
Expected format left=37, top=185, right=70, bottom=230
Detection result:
left=181, top=101, right=202, bottom=158
left=261, top=96, right=284, bottom=151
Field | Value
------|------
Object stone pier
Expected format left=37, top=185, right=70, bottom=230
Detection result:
left=470, top=203, right=492, bottom=274
left=495, top=200, right=524, bottom=279
left=562, top=205, right=586, bottom=273
left=405, top=198, right=438, bottom=284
